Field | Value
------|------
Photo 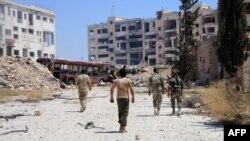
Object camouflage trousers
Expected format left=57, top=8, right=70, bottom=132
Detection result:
left=117, top=98, right=129, bottom=126
left=79, top=91, right=88, bottom=111
left=152, top=89, right=163, bottom=110
left=170, top=91, right=182, bottom=110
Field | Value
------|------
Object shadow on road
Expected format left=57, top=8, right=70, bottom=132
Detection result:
left=95, top=131, right=120, bottom=134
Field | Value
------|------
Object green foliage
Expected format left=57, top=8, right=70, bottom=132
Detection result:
left=174, top=0, right=199, bottom=82
left=217, top=0, right=247, bottom=76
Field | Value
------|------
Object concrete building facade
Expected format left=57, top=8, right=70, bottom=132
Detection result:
left=88, top=4, right=218, bottom=65
left=0, top=0, right=56, bottom=61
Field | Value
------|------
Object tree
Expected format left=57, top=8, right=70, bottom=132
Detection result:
left=175, top=0, right=199, bottom=82
left=217, top=0, right=247, bottom=76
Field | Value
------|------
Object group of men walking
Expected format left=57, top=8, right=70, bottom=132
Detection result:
left=75, top=66, right=183, bottom=133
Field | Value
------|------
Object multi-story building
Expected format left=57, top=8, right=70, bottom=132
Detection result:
left=88, top=4, right=218, bottom=65
left=0, top=0, right=56, bottom=61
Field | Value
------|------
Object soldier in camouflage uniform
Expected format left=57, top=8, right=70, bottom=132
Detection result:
left=76, top=69, right=92, bottom=112
left=148, top=67, right=165, bottom=116
left=168, top=71, right=183, bottom=116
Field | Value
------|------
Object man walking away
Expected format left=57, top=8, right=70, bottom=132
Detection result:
left=76, top=69, right=92, bottom=112
left=148, top=67, right=165, bottom=116
left=168, top=71, right=183, bottom=116
left=110, top=68, right=135, bottom=133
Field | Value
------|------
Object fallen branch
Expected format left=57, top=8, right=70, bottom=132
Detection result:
left=0, top=114, right=31, bottom=121
left=0, top=126, right=28, bottom=136
left=77, top=122, right=105, bottom=130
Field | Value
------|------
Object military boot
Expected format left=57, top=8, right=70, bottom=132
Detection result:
left=172, top=108, right=175, bottom=115
left=156, top=109, right=160, bottom=116
left=120, top=125, right=127, bottom=133
left=154, top=108, right=157, bottom=115
left=177, top=108, right=181, bottom=116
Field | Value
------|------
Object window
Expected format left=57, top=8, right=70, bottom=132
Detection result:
left=43, top=17, right=47, bottom=22
left=13, top=34, right=18, bottom=39
left=0, top=25, right=2, bottom=40
left=97, top=29, right=101, bottom=34
left=90, top=55, right=95, bottom=60
left=98, top=54, right=109, bottom=58
left=122, top=26, right=126, bottom=31
left=202, top=28, right=206, bottom=34
left=116, top=59, right=127, bottom=65
left=44, top=53, right=48, bottom=57
left=158, top=27, right=161, bottom=31
left=207, top=27, right=215, bottom=33
left=0, top=48, right=3, bottom=57
left=50, top=54, right=55, bottom=58
left=109, top=40, right=113, bottom=44
left=24, top=13, right=27, bottom=20
left=90, top=47, right=95, bottom=51
left=0, top=4, right=4, bottom=19
left=110, top=21, right=113, bottom=24
left=22, top=28, right=27, bottom=33
left=37, top=31, right=42, bottom=36
left=110, top=32, right=113, bottom=36
left=36, top=15, right=41, bottom=20
left=30, top=52, right=35, bottom=57
left=129, top=41, right=142, bottom=48
left=102, top=28, right=108, bottom=34
left=153, top=22, right=155, bottom=27
left=49, top=18, right=54, bottom=23
left=17, top=11, right=22, bottom=23
left=89, top=30, right=94, bottom=35
left=29, top=14, right=33, bottom=26
left=13, top=26, right=18, bottom=32
left=116, top=53, right=126, bottom=57
left=145, top=22, right=149, bottom=32
left=5, top=29, right=11, bottom=36
left=129, top=26, right=136, bottom=31
left=38, top=50, right=42, bottom=58
left=28, top=28, right=34, bottom=34
left=23, top=48, right=28, bottom=57
left=13, top=11, right=16, bottom=17
left=43, top=31, right=55, bottom=46
left=7, top=6, right=10, bottom=16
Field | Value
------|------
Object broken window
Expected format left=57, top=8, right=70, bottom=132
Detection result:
left=90, top=55, right=95, bottom=60
left=109, top=40, right=113, bottom=44
left=165, top=39, right=172, bottom=47
left=30, top=52, right=35, bottom=57
left=115, top=25, right=120, bottom=32
left=110, top=32, right=113, bottom=36
left=98, top=46, right=108, bottom=51
left=203, top=28, right=206, bottom=34
left=17, top=11, right=22, bottom=23
left=23, top=48, right=28, bottom=57
left=158, top=27, right=161, bottom=31
left=29, top=14, right=33, bottom=26
left=43, top=31, right=55, bottom=46
left=121, top=43, right=126, bottom=50
left=98, top=29, right=101, bottom=34
left=98, top=38, right=108, bottom=44
left=129, top=26, right=136, bottom=31
left=165, top=31, right=177, bottom=38
left=148, top=41, right=156, bottom=48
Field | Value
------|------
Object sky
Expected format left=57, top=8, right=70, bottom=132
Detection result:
left=13, top=0, right=217, bottom=61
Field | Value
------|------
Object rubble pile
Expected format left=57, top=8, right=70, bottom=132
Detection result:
left=0, top=56, right=61, bottom=90
left=116, top=65, right=171, bottom=87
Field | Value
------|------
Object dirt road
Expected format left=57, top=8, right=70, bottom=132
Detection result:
left=0, top=87, right=223, bottom=141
